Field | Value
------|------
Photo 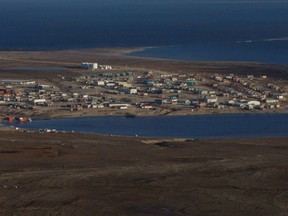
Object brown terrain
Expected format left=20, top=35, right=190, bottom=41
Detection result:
left=0, top=48, right=288, bottom=119
left=0, top=49, right=288, bottom=215
left=1, top=48, right=288, bottom=79
left=0, top=129, right=288, bottom=216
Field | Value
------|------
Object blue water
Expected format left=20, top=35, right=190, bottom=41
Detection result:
left=6, top=67, right=67, bottom=71
left=0, top=0, right=288, bottom=64
left=129, top=41, right=288, bottom=65
left=10, top=114, right=288, bottom=138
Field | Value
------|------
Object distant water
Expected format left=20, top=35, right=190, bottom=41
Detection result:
left=129, top=40, right=288, bottom=65
left=6, top=67, right=67, bottom=71
left=9, top=114, right=288, bottom=138
left=1, top=0, right=288, bottom=64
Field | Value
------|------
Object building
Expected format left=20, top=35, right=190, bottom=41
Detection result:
left=116, top=81, right=132, bottom=88
left=204, top=96, right=218, bottom=104
left=184, top=81, right=198, bottom=87
left=33, top=99, right=47, bottom=105
left=94, top=80, right=105, bottom=86
left=81, top=62, right=98, bottom=70
left=118, top=88, right=137, bottom=94
left=109, top=102, right=130, bottom=108
left=154, top=99, right=168, bottom=104
left=1, top=80, right=35, bottom=85
left=247, top=101, right=261, bottom=106
left=265, top=98, right=279, bottom=104
left=99, top=65, right=112, bottom=70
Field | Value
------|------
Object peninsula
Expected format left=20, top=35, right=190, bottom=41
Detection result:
left=0, top=48, right=287, bottom=121
left=0, top=48, right=288, bottom=216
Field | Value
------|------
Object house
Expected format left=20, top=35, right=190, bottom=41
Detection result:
left=33, top=99, right=46, bottom=105
left=196, top=89, right=208, bottom=95
left=273, top=93, right=285, bottom=100
left=169, top=95, right=178, bottom=103
left=118, top=88, right=137, bottom=94
left=247, top=100, right=261, bottom=106
left=105, top=81, right=115, bottom=87
left=214, top=76, right=223, bottom=82
left=144, top=80, right=155, bottom=85
left=99, top=65, right=112, bottom=70
left=140, top=103, right=154, bottom=109
left=154, top=99, right=168, bottom=105
left=265, top=98, right=279, bottom=104
left=184, top=81, right=198, bottom=87
left=72, top=93, right=79, bottom=98
left=178, top=100, right=191, bottom=105
left=191, top=99, right=199, bottom=105
left=36, top=84, right=51, bottom=89
left=94, top=80, right=105, bottom=86
left=109, top=102, right=130, bottom=108
left=81, top=62, right=98, bottom=70
left=92, top=104, right=104, bottom=109
left=204, top=96, right=218, bottom=104
left=116, top=82, right=132, bottom=88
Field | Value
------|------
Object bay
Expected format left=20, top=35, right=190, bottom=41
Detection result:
left=0, top=0, right=288, bottom=64
left=9, top=114, right=288, bottom=138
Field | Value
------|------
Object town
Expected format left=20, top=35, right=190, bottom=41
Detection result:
left=0, top=61, right=287, bottom=121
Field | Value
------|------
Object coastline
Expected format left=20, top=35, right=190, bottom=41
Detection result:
left=0, top=47, right=288, bottom=122
left=0, top=48, right=288, bottom=215
left=3, top=112, right=288, bottom=140
left=28, top=108, right=288, bottom=121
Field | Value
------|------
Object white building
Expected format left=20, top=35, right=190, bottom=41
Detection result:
left=33, top=99, right=46, bottom=105
left=204, top=96, right=218, bottom=103
left=247, top=101, right=261, bottom=106
left=99, top=65, right=112, bottom=70
left=81, top=62, right=98, bottom=70
left=94, top=80, right=105, bottom=86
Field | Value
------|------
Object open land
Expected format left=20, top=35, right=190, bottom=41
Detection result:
left=1, top=129, right=288, bottom=216
left=0, top=48, right=288, bottom=215
left=0, top=48, right=287, bottom=120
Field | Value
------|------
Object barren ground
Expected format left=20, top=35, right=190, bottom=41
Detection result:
left=1, top=129, right=288, bottom=216
left=0, top=49, right=288, bottom=215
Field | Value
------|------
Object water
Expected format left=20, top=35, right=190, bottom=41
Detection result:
left=9, top=114, right=288, bottom=138
left=129, top=41, right=288, bottom=65
left=6, top=67, right=67, bottom=71
left=0, top=0, right=288, bottom=64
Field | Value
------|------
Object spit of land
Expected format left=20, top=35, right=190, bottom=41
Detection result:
left=0, top=48, right=287, bottom=120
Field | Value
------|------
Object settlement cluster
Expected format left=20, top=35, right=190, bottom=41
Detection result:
left=0, top=62, right=287, bottom=119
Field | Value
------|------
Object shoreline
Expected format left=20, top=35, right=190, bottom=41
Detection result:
left=1, top=46, right=288, bottom=67
left=2, top=112, right=288, bottom=140
left=2, top=45, right=288, bottom=67
left=0, top=48, right=288, bottom=215
left=0, top=47, right=288, bottom=122
left=27, top=109, right=288, bottom=121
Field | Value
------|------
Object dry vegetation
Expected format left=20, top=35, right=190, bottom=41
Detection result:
left=0, top=129, right=288, bottom=215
